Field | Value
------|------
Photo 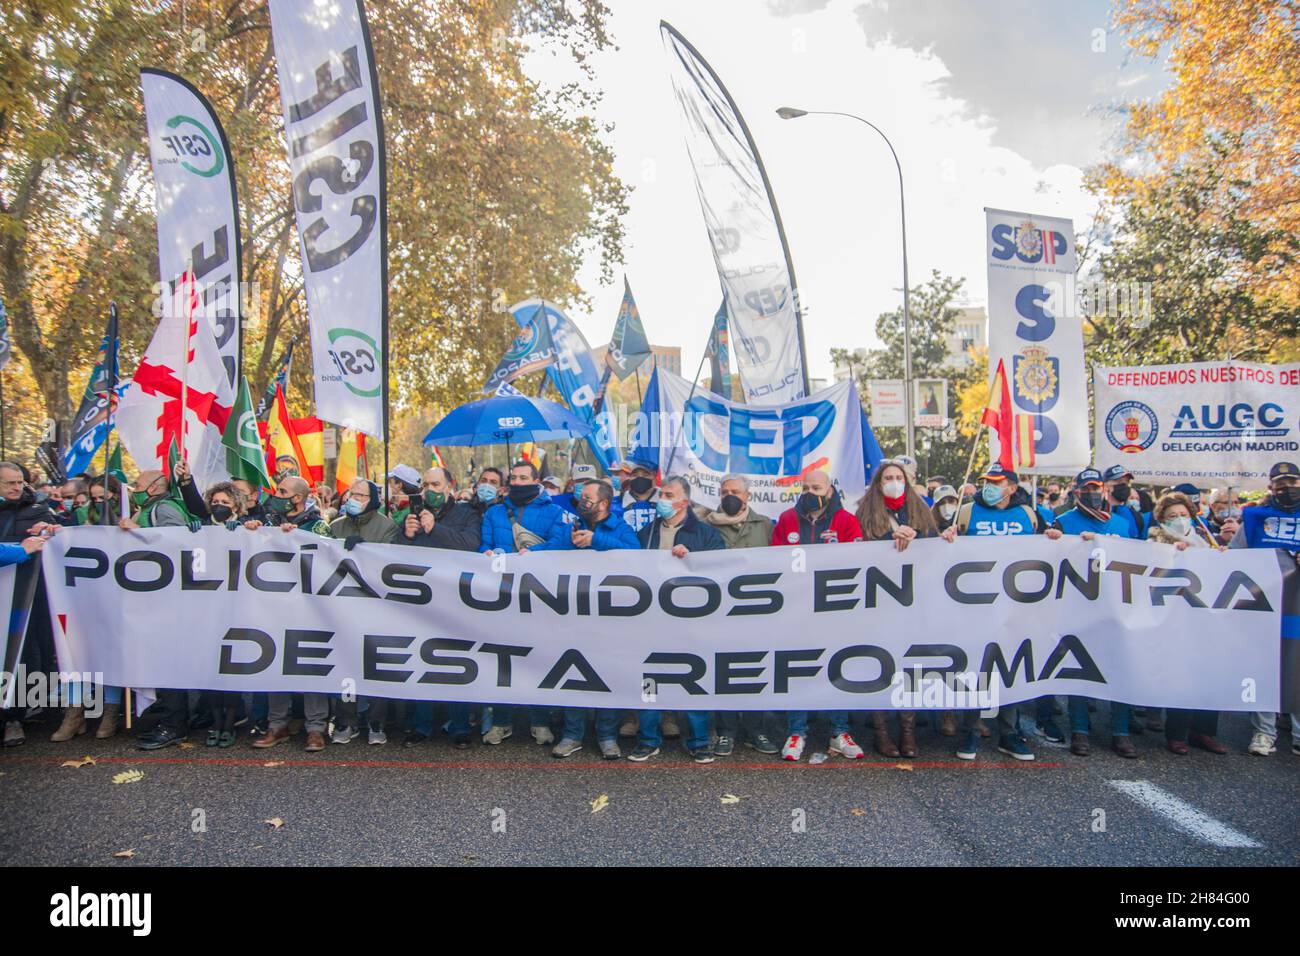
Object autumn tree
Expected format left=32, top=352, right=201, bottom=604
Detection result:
left=0, top=0, right=628, bottom=465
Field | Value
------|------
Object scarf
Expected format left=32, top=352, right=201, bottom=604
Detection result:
left=705, top=506, right=749, bottom=527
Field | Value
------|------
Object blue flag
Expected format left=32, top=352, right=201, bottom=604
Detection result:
left=63, top=305, right=124, bottom=478
left=484, top=302, right=558, bottom=393
left=605, top=277, right=651, bottom=380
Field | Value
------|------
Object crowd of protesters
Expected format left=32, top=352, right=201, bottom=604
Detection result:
left=1, top=449, right=1297, bottom=765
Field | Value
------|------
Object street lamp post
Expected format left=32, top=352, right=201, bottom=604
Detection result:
left=777, top=106, right=914, bottom=458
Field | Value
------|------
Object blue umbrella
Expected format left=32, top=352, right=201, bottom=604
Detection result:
left=422, top=393, right=592, bottom=448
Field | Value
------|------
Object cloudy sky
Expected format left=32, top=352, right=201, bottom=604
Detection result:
left=523, top=0, right=1166, bottom=383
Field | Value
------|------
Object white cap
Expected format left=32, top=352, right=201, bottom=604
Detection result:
left=385, top=464, right=421, bottom=488
left=572, top=464, right=598, bottom=480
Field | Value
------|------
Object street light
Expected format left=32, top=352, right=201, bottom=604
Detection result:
left=776, top=106, right=915, bottom=458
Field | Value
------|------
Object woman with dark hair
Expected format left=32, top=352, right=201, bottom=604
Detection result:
left=854, top=460, right=957, bottom=757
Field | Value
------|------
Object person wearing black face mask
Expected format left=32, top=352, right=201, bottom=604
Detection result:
left=702, top=475, right=781, bottom=756
left=1101, top=465, right=1146, bottom=538
left=1229, top=461, right=1300, bottom=757
left=476, top=460, right=570, bottom=747
left=1047, top=467, right=1141, bottom=759
left=618, top=459, right=660, bottom=532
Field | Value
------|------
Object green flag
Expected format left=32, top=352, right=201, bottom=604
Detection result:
left=223, top=376, right=272, bottom=488
left=105, top=442, right=126, bottom=484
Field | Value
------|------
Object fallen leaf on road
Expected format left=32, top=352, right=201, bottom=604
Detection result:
left=111, top=769, right=144, bottom=784
left=720, top=793, right=741, bottom=805
left=262, top=761, right=283, bottom=768
left=590, top=794, right=609, bottom=814
left=178, top=742, right=196, bottom=750
left=263, top=818, right=285, bottom=830
left=893, top=763, right=914, bottom=772
left=849, top=808, right=868, bottom=817
left=112, top=849, right=135, bottom=859
left=61, top=755, right=96, bottom=768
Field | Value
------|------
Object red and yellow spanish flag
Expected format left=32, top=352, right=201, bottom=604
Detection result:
left=335, top=429, right=369, bottom=496
left=516, top=442, right=544, bottom=472
left=260, top=384, right=324, bottom=485
left=981, top=358, right=1035, bottom=471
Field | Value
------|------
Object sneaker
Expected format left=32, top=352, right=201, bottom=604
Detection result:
left=780, top=734, right=805, bottom=762
left=1248, top=732, right=1275, bottom=756
left=332, top=725, right=358, bottom=745
left=956, top=730, right=979, bottom=760
left=598, top=739, right=621, bottom=760
left=531, top=725, right=555, bottom=746
left=661, top=715, right=680, bottom=738
left=551, top=738, right=583, bottom=758
left=829, top=732, right=864, bottom=759
left=1292, top=740, right=1300, bottom=756
left=626, top=744, right=659, bottom=762
left=402, top=731, right=427, bottom=747
left=714, top=734, right=734, bottom=757
left=482, top=725, right=512, bottom=745
left=248, top=719, right=269, bottom=737
left=689, top=746, right=715, bottom=764
left=4, top=720, right=26, bottom=747
left=1036, top=720, right=1066, bottom=744
left=747, top=733, right=781, bottom=755
left=997, top=733, right=1035, bottom=761
left=368, top=726, right=387, bottom=745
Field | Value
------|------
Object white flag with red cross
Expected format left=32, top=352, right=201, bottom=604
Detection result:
left=117, top=271, right=235, bottom=490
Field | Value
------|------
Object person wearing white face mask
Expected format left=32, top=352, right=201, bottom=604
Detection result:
left=1146, top=491, right=1229, bottom=757
left=929, top=484, right=960, bottom=533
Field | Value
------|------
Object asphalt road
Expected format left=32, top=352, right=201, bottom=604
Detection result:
left=2, top=708, right=1296, bottom=867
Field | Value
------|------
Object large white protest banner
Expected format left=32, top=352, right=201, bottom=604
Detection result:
left=1094, top=361, right=1300, bottom=485
left=635, top=369, right=869, bottom=519
left=269, top=0, right=388, bottom=438
left=43, top=528, right=1293, bottom=713
left=985, top=208, right=1089, bottom=473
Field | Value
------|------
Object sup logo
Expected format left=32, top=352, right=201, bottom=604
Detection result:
left=159, top=114, right=223, bottom=178
left=326, top=327, right=381, bottom=398
left=990, top=220, right=1067, bottom=264
left=1105, top=401, right=1158, bottom=453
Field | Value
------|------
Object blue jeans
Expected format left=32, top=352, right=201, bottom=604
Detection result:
left=493, top=705, right=551, bottom=731
left=561, top=708, right=619, bottom=744
left=68, top=683, right=122, bottom=708
left=408, top=701, right=471, bottom=738
left=786, top=711, right=850, bottom=737
left=640, top=710, right=709, bottom=750
left=1068, top=696, right=1130, bottom=735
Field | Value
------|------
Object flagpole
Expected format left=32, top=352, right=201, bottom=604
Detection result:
left=959, top=425, right=983, bottom=505
left=662, top=342, right=711, bottom=477
left=178, top=266, right=193, bottom=463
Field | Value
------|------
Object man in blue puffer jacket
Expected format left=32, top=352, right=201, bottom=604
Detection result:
left=478, top=460, right=572, bottom=747
left=479, top=460, right=574, bottom=556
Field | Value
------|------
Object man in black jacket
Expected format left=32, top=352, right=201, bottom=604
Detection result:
left=400, top=466, right=482, bottom=747
left=0, top=462, right=57, bottom=747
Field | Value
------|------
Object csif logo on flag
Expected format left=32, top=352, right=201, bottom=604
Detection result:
left=325, top=327, right=381, bottom=398
left=158, top=114, right=223, bottom=178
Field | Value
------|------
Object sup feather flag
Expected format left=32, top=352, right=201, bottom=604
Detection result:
left=982, top=358, right=1035, bottom=471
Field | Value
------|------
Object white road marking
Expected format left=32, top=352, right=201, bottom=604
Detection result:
left=1108, top=780, right=1262, bottom=849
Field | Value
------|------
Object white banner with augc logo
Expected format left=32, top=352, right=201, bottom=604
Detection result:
left=1094, top=361, right=1300, bottom=485
left=42, top=528, right=1292, bottom=713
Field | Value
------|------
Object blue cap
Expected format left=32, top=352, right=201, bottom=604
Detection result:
left=1101, top=464, right=1132, bottom=483
left=981, top=464, right=1019, bottom=483
left=1269, top=461, right=1300, bottom=480
left=1172, top=482, right=1202, bottom=498
left=1075, top=467, right=1104, bottom=487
